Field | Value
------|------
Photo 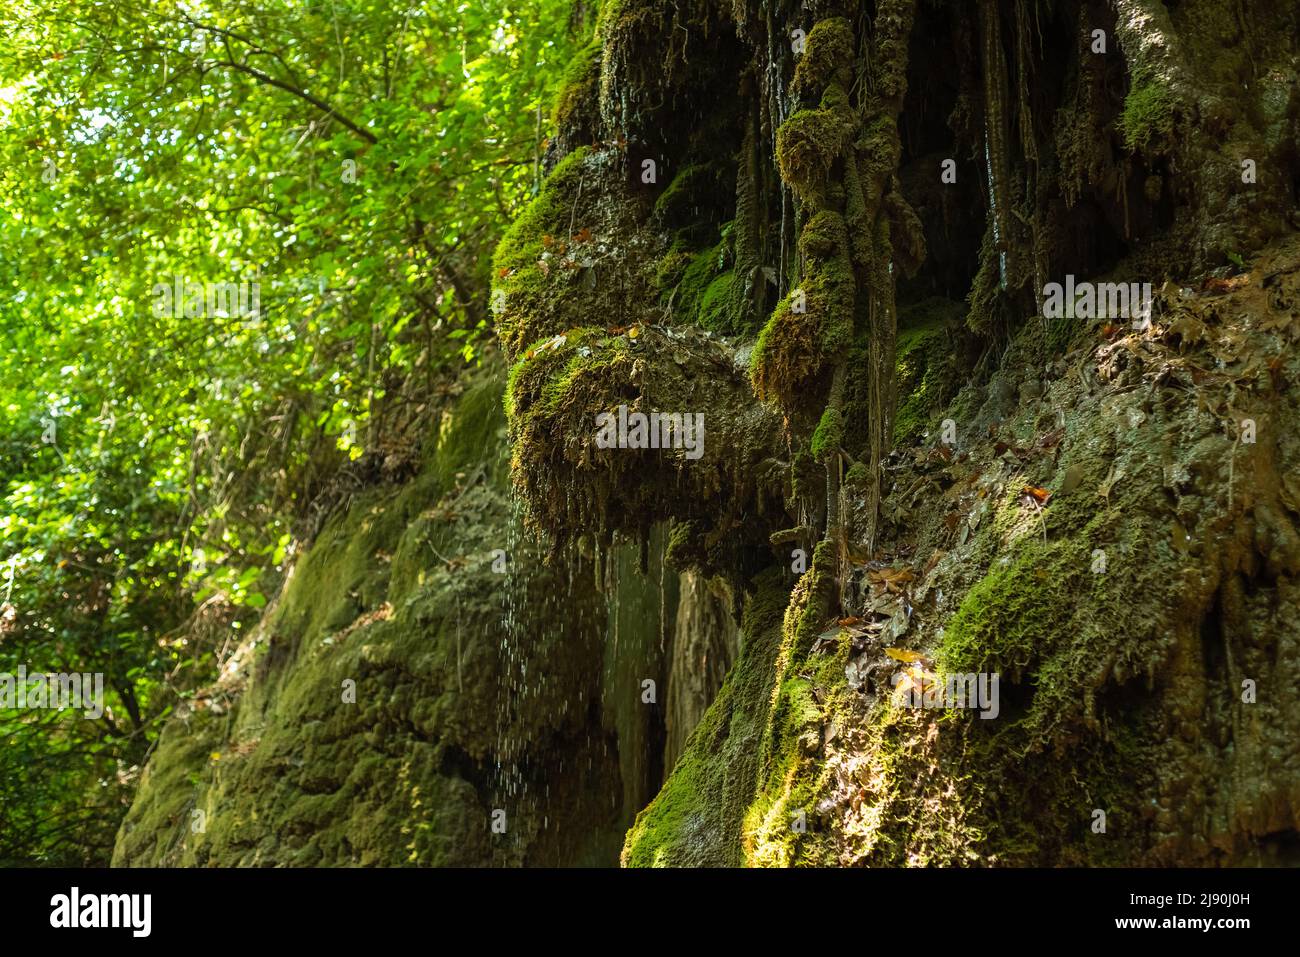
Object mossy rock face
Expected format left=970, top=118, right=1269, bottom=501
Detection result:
left=628, top=251, right=1300, bottom=865
left=113, top=370, right=631, bottom=867
left=492, top=148, right=597, bottom=361
left=597, top=0, right=739, bottom=151
left=652, top=164, right=729, bottom=235
left=622, top=567, right=792, bottom=866
left=666, top=241, right=744, bottom=334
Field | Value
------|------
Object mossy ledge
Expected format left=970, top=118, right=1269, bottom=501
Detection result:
left=506, top=323, right=786, bottom=554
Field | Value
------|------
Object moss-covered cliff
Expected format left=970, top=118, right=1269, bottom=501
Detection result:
left=116, top=0, right=1300, bottom=868
left=113, top=368, right=739, bottom=866
left=499, top=0, right=1300, bottom=866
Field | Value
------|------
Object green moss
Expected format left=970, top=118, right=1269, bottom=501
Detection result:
left=792, top=17, right=855, bottom=100
left=506, top=326, right=622, bottom=429
left=659, top=235, right=749, bottom=334
left=491, top=147, right=591, bottom=358
left=741, top=540, right=842, bottom=865
left=664, top=519, right=702, bottom=570
left=798, top=209, right=844, bottom=260
left=1121, top=80, right=1176, bottom=153
left=776, top=108, right=850, bottom=204
left=791, top=445, right=818, bottom=500
left=698, top=272, right=737, bottom=330
left=751, top=214, right=854, bottom=407
left=493, top=147, right=588, bottom=277
left=810, top=407, right=843, bottom=461
left=743, top=675, right=831, bottom=866
left=941, top=540, right=1086, bottom=680
left=431, top=376, right=505, bottom=488
left=892, top=306, right=960, bottom=445
left=966, top=223, right=1011, bottom=334
left=551, top=40, right=601, bottom=134
left=654, top=245, right=696, bottom=293
left=673, top=242, right=726, bottom=313
left=855, top=114, right=901, bottom=181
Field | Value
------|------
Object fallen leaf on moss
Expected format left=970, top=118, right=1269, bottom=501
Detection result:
left=1020, top=485, right=1051, bottom=505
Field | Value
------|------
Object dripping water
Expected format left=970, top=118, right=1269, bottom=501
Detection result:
left=983, top=132, right=1008, bottom=291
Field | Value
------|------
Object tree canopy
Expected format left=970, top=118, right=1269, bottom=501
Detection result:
left=0, top=0, right=586, bottom=864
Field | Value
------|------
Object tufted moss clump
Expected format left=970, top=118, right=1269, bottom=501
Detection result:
left=940, top=538, right=1096, bottom=684
left=505, top=323, right=785, bottom=550
left=654, top=243, right=696, bottom=294
left=792, top=17, right=855, bottom=100
left=505, top=326, right=621, bottom=426
left=776, top=108, right=851, bottom=205
left=798, top=209, right=846, bottom=260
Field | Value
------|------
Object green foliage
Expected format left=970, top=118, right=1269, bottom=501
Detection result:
left=0, top=0, right=583, bottom=864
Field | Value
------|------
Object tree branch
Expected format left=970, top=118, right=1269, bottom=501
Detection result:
left=211, top=59, right=377, bottom=144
